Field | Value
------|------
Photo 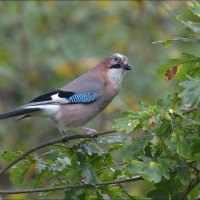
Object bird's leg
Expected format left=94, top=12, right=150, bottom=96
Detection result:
left=81, top=127, right=97, bottom=135
left=53, top=119, right=68, bottom=137
left=58, top=126, right=68, bottom=137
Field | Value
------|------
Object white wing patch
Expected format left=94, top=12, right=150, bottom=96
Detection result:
left=51, top=93, right=63, bottom=101
left=25, top=105, right=60, bottom=118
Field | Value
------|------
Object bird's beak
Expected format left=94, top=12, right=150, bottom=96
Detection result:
left=122, top=64, right=133, bottom=70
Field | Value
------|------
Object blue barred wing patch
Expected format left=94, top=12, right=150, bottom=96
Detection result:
left=68, top=92, right=100, bottom=104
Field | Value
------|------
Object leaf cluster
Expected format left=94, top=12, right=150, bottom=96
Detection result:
left=113, top=1, right=200, bottom=199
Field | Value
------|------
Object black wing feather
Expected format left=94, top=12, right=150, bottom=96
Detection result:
left=0, top=108, right=41, bottom=120
left=30, top=90, right=75, bottom=103
left=30, top=90, right=58, bottom=103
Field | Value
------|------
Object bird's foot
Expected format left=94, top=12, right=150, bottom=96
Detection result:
left=58, top=126, right=68, bottom=138
left=81, top=127, right=97, bottom=135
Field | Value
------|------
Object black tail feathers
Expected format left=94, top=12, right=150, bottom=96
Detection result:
left=0, top=108, right=41, bottom=120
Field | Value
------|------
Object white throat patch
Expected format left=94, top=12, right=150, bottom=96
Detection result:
left=107, top=68, right=126, bottom=89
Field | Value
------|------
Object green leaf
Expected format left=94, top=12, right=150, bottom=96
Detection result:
left=28, top=170, right=47, bottom=188
left=177, top=4, right=200, bottom=24
left=98, top=168, right=116, bottom=182
left=181, top=20, right=200, bottom=33
left=188, top=181, right=200, bottom=200
left=102, top=185, right=123, bottom=200
left=80, top=143, right=105, bottom=156
left=147, top=176, right=183, bottom=199
left=123, top=135, right=153, bottom=160
left=57, top=157, right=71, bottom=166
left=158, top=158, right=176, bottom=180
left=51, top=156, right=71, bottom=171
left=190, top=137, right=200, bottom=156
left=97, top=135, right=128, bottom=144
left=64, top=188, right=87, bottom=200
left=10, top=160, right=32, bottom=185
left=95, top=191, right=104, bottom=200
left=77, top=153, right=97, bottom=185
left=177, top=139, right=191, bottom=158
left=81, top=163, right=97, bottom=185
left=188, top=0, right=200, bottom=17
left=1, top=151, right=22, bottom=163
left=36, top=163, right=46, bottom=173
left=127, top=160, right=162, bottom=183
left=114, top=104, right=158, bottom=133
left=177, top=165, right=191, bottom=185
left=153, top=37, right=200, bottom=46
left=193, top=153, right=200, bottom=161
left=114, top=117, right=140, bottom=133
left=147, top=162, right=162, bottom=183
left=178, top=76, right=200, bottom=106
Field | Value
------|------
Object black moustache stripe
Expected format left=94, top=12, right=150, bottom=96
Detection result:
left=110, top=64, right=121, bottom=69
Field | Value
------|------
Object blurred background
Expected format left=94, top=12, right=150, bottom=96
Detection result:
left=0, top=0, right=198, bottom=197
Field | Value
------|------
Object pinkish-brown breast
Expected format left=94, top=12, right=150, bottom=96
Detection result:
left=58, top=83, right=117, bottom=128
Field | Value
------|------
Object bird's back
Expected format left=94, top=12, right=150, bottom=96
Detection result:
left=61, top=69, right=105, bottom=94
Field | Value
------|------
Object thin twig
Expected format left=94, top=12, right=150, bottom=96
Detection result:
left=180, top=176, right=200, bottom=200
left=0, top=176, right=143, bottom=194
left=0, top=130, right=116, bottom=176
left=96, top=162, right=127, bottom=172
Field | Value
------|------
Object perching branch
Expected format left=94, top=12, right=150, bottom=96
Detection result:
left=180, top=176, right=200, bottom=200
left=0, top=129, right=116, bottom=176
left=0, top=176, right=143, bottom=194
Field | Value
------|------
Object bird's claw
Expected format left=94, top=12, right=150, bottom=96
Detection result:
left=81, top=127, right=97, bottom=135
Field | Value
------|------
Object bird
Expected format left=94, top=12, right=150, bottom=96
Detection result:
left=0, top=53, right=132, bottom=135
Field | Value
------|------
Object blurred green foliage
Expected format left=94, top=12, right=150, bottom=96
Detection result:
left=0, top=1, right=199, bottom=200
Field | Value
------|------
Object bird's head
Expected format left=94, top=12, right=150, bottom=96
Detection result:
left=109, top=53, right=132, bottom=71
left=103, top=53, right=133, bottom=89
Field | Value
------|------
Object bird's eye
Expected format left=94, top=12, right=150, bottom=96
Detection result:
left=113, top=56, right=119, bottom=62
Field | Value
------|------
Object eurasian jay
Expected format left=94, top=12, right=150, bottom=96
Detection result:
left=0, top=53, right=132, bottom=135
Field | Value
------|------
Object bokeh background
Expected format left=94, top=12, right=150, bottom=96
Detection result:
left=0, top=0, right=197, bottom=197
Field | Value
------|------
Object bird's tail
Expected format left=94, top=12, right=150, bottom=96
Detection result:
left=0, top=108, right=41, bottom=120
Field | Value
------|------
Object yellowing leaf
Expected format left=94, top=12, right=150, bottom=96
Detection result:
left=165, top=66, right=178, bottom=80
